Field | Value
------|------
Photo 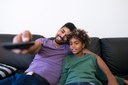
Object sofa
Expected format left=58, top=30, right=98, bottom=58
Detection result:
left=0, top=34, right=128, bottom=80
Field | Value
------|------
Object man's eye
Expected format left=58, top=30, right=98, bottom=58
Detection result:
left=61, top=29, right=64, bottom=33
left=61, top=31, right=64, bottom=33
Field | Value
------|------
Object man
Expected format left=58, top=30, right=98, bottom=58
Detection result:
left=0, top=22, right=77, bottom=85
left=0, top=22, right=118, bottom=85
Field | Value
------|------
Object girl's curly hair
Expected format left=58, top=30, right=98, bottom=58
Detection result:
left=68, top=29, right=90, bottom=48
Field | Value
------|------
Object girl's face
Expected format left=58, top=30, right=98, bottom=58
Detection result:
left=69, top=37, right=85, bottom=57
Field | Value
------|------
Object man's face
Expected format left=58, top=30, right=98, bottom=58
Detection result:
left=55, top=27, right=71, bottom=44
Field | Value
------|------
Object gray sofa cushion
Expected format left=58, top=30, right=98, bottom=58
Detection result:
left=101, top=38, right=128, bottom=78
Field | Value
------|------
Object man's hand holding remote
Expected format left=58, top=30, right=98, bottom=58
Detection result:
left=12, top=30, right=33, bottom=54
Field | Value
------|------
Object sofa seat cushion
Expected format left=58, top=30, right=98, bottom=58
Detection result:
left=0, top=63, right=17, bottom=79
left=101, top=38, right=128, bottom=77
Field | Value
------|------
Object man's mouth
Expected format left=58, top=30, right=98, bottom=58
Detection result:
left=56, top=36, right=63, bottom=41
left=54, top=35, right=66, bottom=44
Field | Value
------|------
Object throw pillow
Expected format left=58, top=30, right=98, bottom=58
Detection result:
left=0, top=63, right=17, bottom=79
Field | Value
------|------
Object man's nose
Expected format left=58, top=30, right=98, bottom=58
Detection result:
left=60, top=34, right=65, bottom=38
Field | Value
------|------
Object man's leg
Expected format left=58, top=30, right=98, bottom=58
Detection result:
left=0, top=73, right=50, bottom=85
left=0, top=73, right=28, bottom=85
left=14, top=73, right=50, bottom=85
left=0, top=74, right=15, bottom=85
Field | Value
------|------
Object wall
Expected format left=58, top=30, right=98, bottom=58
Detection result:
left=0, top=0, right=128, bottom=38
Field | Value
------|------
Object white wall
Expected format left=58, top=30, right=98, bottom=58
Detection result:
left=0, top=0, right=128, bottom=38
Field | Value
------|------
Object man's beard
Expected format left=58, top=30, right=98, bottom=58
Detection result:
left=54, top=36, right=66, bottom=45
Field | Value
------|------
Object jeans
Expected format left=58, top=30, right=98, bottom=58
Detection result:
left=66, top=82, right=95, bottom=85
left=0, top=73, right=50, bottom=85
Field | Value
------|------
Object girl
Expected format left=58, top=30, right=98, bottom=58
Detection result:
left=57, top=29, right=128, bottom=85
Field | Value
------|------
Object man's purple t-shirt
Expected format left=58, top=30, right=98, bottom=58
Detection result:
left=25, top=38, right=71, bottom=85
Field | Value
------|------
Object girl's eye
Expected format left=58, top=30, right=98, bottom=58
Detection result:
left=75, top=42, right=79, bottom=45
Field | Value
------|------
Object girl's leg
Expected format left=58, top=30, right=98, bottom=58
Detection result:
left=66, top=82, right=94, bottom=85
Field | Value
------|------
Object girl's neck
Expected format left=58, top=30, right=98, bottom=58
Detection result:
left=75, top=51, right=85, bottom=57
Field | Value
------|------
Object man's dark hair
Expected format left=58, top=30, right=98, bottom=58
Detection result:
left=61, top=22, right=77, bottom=32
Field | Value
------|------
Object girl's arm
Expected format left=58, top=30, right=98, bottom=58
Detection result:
left=83, top=49, right=119, bottom=85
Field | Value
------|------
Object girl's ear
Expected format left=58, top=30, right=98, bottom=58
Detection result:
left=82, top=43, right=85, bottom=49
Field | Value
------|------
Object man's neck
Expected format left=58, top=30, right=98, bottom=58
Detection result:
left=52, top=39, right=61, bottom=48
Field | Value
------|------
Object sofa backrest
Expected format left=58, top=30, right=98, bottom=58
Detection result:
left=101, top=38, right=128, bottom=78
left=87, top=37, right=128, bottom=78
left=87, top=37, right=101, bottom=57
left=0, top=34, right=43, bottom=70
